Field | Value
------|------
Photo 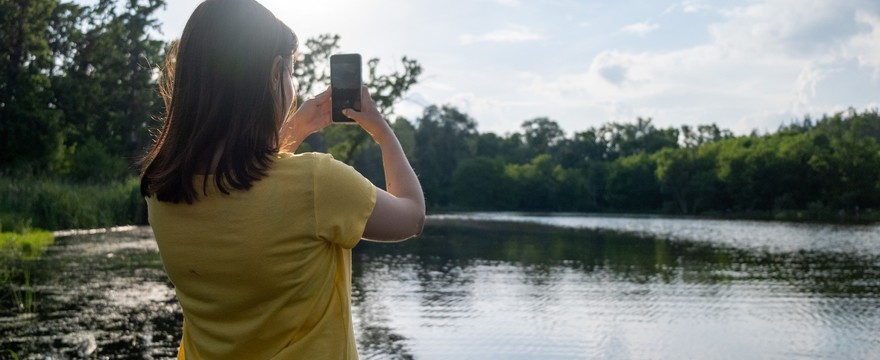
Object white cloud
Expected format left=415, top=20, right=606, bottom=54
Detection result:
left=495, top=0, right=521, bottom=7
left=790, top=62, right=840, bottom=115
left=846, top=11, right=880, bottom=77
left=421, top=80, right=457, bottom=92
left=794, top=63, right=824, bottom=107
left=710, top=0, right=875, bottom=58
left=682, top=0, right=710, bottom=13
left=621, top=22, right=661, bottom=36
left=664, top=0, right=712, bottom=15
left=460, top=25, right=545, bottom=45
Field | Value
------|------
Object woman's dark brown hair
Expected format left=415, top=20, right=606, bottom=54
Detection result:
left=140, top=0, right=297, bottom=203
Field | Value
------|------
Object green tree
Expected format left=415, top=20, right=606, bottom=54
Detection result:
left=597, top=117, right=678, bottom=160
left=604, top=152, right=661, bottom=211
left=556, top=130, right=607, bottom=167
left=414, top=105, right=477, bottom=208
left=505, top=154, right=561, bottom=211
left=0, top=0, right=61, bottom=170
left=808, top=132, right=880, bottom=210
left=48, top=0, right=166, bottom=179
left=652, top=147, right=718, bottom=214
left=521, top=117, right=564, bottom=157
left=474, top=132, right=530, bottom=164
left=554, top=165, right=594, bottom=211
left=452, top=157, right=514, bottom=209
left=680, top=124, right=734, bottom=148
left=120, top=0, right=166, bottom=158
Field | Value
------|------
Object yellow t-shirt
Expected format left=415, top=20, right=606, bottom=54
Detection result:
left=146, top=152, right=376, bottom=360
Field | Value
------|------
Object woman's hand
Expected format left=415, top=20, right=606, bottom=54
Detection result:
left=279, top=88, right=332, bottom=153
left=342, top=87, right=394, bottom=144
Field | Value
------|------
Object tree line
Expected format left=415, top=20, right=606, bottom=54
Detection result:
left=2, top=0, right=879, bottom=222
left=334, top=106, right=880, bottom=219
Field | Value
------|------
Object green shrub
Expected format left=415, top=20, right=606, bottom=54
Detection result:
left=67, top=138, right=132, bottom=183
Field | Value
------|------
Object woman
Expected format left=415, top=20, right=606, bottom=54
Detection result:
left=139, top=0, right=425, bottom=359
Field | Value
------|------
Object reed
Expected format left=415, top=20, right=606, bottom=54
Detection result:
left=1, top=230, right=53, bottom=316
left=2, top=349, right=20, bottom=360
left=0, top=177, right=143, bottom=232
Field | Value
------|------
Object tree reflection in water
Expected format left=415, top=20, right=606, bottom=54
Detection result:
left=351, top=218, right=880, bottom=359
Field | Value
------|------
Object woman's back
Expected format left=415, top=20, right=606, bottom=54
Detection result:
left=148, top=153, right=375, bottom=359
left=142, top=0, right=424, bottom=357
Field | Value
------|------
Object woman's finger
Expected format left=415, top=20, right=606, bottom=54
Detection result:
left=361, top=86, right=375, bottom=106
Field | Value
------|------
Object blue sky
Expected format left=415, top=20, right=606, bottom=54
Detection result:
left=142, top=0, right=880, bottom=136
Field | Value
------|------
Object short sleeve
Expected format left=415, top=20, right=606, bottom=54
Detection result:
left=314, top=154, right=377, bottom=249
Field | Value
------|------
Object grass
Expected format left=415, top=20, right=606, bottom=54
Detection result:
left=1, top=230, right=54, bottom=315
left=8, top=269, right=35, bottom=314
left=1, top=231, right=55, bottom=260
left=2, top=350, right=20, bottom=360
left=0, top=176, right=144, bottom=232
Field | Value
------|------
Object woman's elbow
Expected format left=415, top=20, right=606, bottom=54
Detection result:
left=396, top=203, right=425, bottom=240
left=400, top=202, right=425, bottom=239
left=363, top=196, right=425, bottom=242
left=412, top=210, right=426, bottom=237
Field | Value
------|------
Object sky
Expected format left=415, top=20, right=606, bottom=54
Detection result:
left=132, top=0, right=880, bottom=136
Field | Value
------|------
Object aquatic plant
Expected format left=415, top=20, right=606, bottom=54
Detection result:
left=1, top=230, right=54, bottom=314
left=2, top=349, right=20, bottom=360
left=1, top=231, right=54, bottom=260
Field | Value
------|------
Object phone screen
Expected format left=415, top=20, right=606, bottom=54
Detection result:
left=330, top=54, right=362, bottom=123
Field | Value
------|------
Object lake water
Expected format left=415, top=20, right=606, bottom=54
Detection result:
left=3, top=213, right=880, bottom=359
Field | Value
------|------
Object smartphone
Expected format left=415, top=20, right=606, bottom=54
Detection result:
left=330, top=54, right=362, bottom=123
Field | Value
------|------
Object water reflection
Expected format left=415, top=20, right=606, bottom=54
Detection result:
left=352, top=218, right=880, bottom=359
left=2, top=216, right=879, bottom=359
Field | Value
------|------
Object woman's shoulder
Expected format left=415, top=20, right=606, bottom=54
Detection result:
left=275, top=152, right=366, bottom=179
left=272, top=152, right=349, bottom=174
left=274, top=151, right=330, bottom=165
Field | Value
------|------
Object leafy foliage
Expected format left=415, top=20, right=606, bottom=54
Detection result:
left=1, top=0, right=878, bottom=226
left=1, top=0, right=165, bottom=177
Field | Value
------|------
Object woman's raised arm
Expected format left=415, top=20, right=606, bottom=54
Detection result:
left=342, top=87, right=425, bottom=241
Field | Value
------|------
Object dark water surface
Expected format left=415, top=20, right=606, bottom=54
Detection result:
left=3, top=214, right=880, bottom=359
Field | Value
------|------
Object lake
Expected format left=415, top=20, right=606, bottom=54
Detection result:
left=2, top=213, right=880, bottom=359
